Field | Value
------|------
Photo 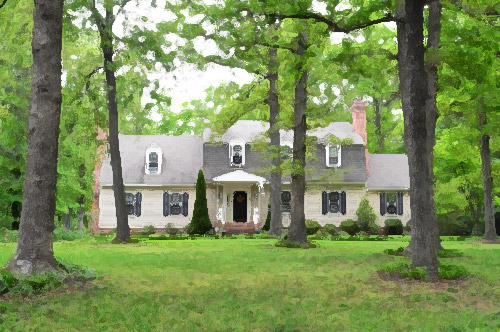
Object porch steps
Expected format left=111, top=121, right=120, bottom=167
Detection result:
left=224, top=222, right=256, bottom=236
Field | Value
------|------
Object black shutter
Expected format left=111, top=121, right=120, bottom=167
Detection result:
left=163, top=192, right=169, bottom=216
left=135, top=192, right=142, bottom=217
left=321, top=191, right=328, bottom=215
left=340, top=191, right=346, bottom=215
left=397, top=192, right=403, bottom=215
left=182, top=192, right=189, bottom=217
left=380, top=193, right=386, bottom=216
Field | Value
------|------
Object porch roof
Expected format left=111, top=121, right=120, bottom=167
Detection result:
left=212, top=170, right=267, bottom=188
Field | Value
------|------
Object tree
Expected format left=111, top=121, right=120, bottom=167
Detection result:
left=7, top=0, right=64, bottom=274
left=356, top=196, right=379, bottom=234
left=89, top=0, right=130, bottom=242
left=188, top=170, right=212, bottom=235
left=396, top=0, right=439, bottom=279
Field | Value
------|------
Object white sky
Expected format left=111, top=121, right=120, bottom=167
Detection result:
left=73, top=0, right=398, bottom=121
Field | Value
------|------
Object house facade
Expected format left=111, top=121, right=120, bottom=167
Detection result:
left=92, top=101, right=411, bottom=233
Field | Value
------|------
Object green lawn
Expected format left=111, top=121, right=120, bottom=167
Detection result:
left=1, top=237, right=500, bottom=332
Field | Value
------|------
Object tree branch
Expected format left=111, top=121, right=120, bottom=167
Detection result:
left=0, top=0, right=8, bottom=10
left=90, top=0, right=105, bottom=35
left=85, top=66, right=104, bottom=91
left=269, top=12, right=396, bottom=33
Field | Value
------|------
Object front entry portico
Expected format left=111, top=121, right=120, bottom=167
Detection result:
left=213, top=170, right=267, bottom=226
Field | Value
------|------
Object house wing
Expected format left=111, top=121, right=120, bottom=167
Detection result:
left=366, top=154, right=410, bottom=190
left=99, top=134, right=203, bottom=186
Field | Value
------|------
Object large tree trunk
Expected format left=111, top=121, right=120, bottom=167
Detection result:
left=268, top=47, right=283, bottom=237
left=397, top=0, right=439, bottom=279
left=479, top=111, right=498, bottom=242
left=374, top=98, right=384, bottom=152
left=94, top=7, right=130, bottom=242
left=6, top=0, right=64, bottom=275
left=289, top=32, right=308, bottom=247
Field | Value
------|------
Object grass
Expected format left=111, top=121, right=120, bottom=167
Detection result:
left=0, top=236, right=499, bottom=331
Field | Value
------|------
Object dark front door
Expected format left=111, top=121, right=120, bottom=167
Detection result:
left=233, top=191, right=247, bottom=222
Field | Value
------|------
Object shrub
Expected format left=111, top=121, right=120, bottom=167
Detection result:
left=305, top=219, right=321, bottom=235
left=0, top=228, right=18, bottom=243
left=262, top=205, right=271, bottom=231
left=382, top=262, right=428, bottom=281
left=438, top=264, right=470, bottom=280
left=356, top=196, right=379, bottom=233
left=383, top=247, right=405, bottom=256
left=322, top=224, right=338, bottom=236
left=340, top=219, right=360, bottom=236
left=275, top=239, right=317, bottom=249
left=384, top=219, right=404, bottom=235
left=53, top=228, right=91, bottom=241
left=188, top=170, right=212, bottom=235
left=165, top=222, right=178, bottom=235
left=141, top=225, right=156, bottom=236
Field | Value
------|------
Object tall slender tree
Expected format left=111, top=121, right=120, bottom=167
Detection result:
left=7, top=0, right=64, bottom=274
left=89, top=0, right=130, bottom=242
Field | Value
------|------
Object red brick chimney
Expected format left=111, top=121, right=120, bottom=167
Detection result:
left=91, top=127, right=107, bottom=235
left=350, top=100, right=370, bottom=176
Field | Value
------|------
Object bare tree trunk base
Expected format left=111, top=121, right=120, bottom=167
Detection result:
left=7, top=256, right=60, bottom=275
left=404, top=239, right=443, bottom=256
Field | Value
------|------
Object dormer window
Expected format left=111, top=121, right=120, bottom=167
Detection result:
left=229, top=138, right=245, bottom=167
left=326, top=145, right=341, bottom=167
left=148, top=152, right=158, bottom=173
left=145, top=143, right=162, bottom=174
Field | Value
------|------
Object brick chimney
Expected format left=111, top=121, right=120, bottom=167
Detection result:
left=91, top=127, right=108, bottom=235
left=350, top=100, right=370, bottom=176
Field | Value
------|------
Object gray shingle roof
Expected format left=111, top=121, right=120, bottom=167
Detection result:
left=203, top=120, right=364, bottom=144
left=366, top=154, right=410, bottom=190
left=99, top=134, right=203, bottom=186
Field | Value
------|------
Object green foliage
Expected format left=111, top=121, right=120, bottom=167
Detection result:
left=332, top=235, right=387, bottom=241
left=275, top=239, right=317, bottom=249
left=438, top=264, right=470, bottom=280
left=0, top=228, right=18, bottom=243
left=437, top=249, right=464, bottom=258
left=384, top=219, right=404, bottom=235
left=355, top=196, right=379, bottom=234
left=188, top=170, right=212, bottom=235
left=382, top=263, right=429, bottom=281
left=165, top=223, right=178, bottom=235
left=340, top=219, right=360, bottom=236
left=305, top=219, right=321, bottom=235
left=383, top=247, right=405, bottom=256
left=53, top=228, right=91, bottom=241
left=322, top=224, right=338, bottom=236
left=141, top=225, right=156, bottom=236
left=0, top=260, right=96, bottom=297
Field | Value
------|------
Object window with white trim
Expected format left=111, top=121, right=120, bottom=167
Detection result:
left=229, top=139, right=245, bottom=167
left=145, top=143, right=162, bottom=174
left=326, top=145, right=341, bottom=167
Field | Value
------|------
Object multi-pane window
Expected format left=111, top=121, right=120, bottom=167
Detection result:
left=380, top=192, right=403, bottom=216
left=170, top=192, right=182, bottom=215
left=386, top=193, right=397, bottom=215
left=232, top=145, right=243, bottom=165
left=329, top=146, right=339, bottom=165
left=125, top=193, right=135, bottom=215
left=328, top=192, right=340, bottom=213
left=281, top=191, right=291, bottom=213
left=148, top=152, right=158, bottom=173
